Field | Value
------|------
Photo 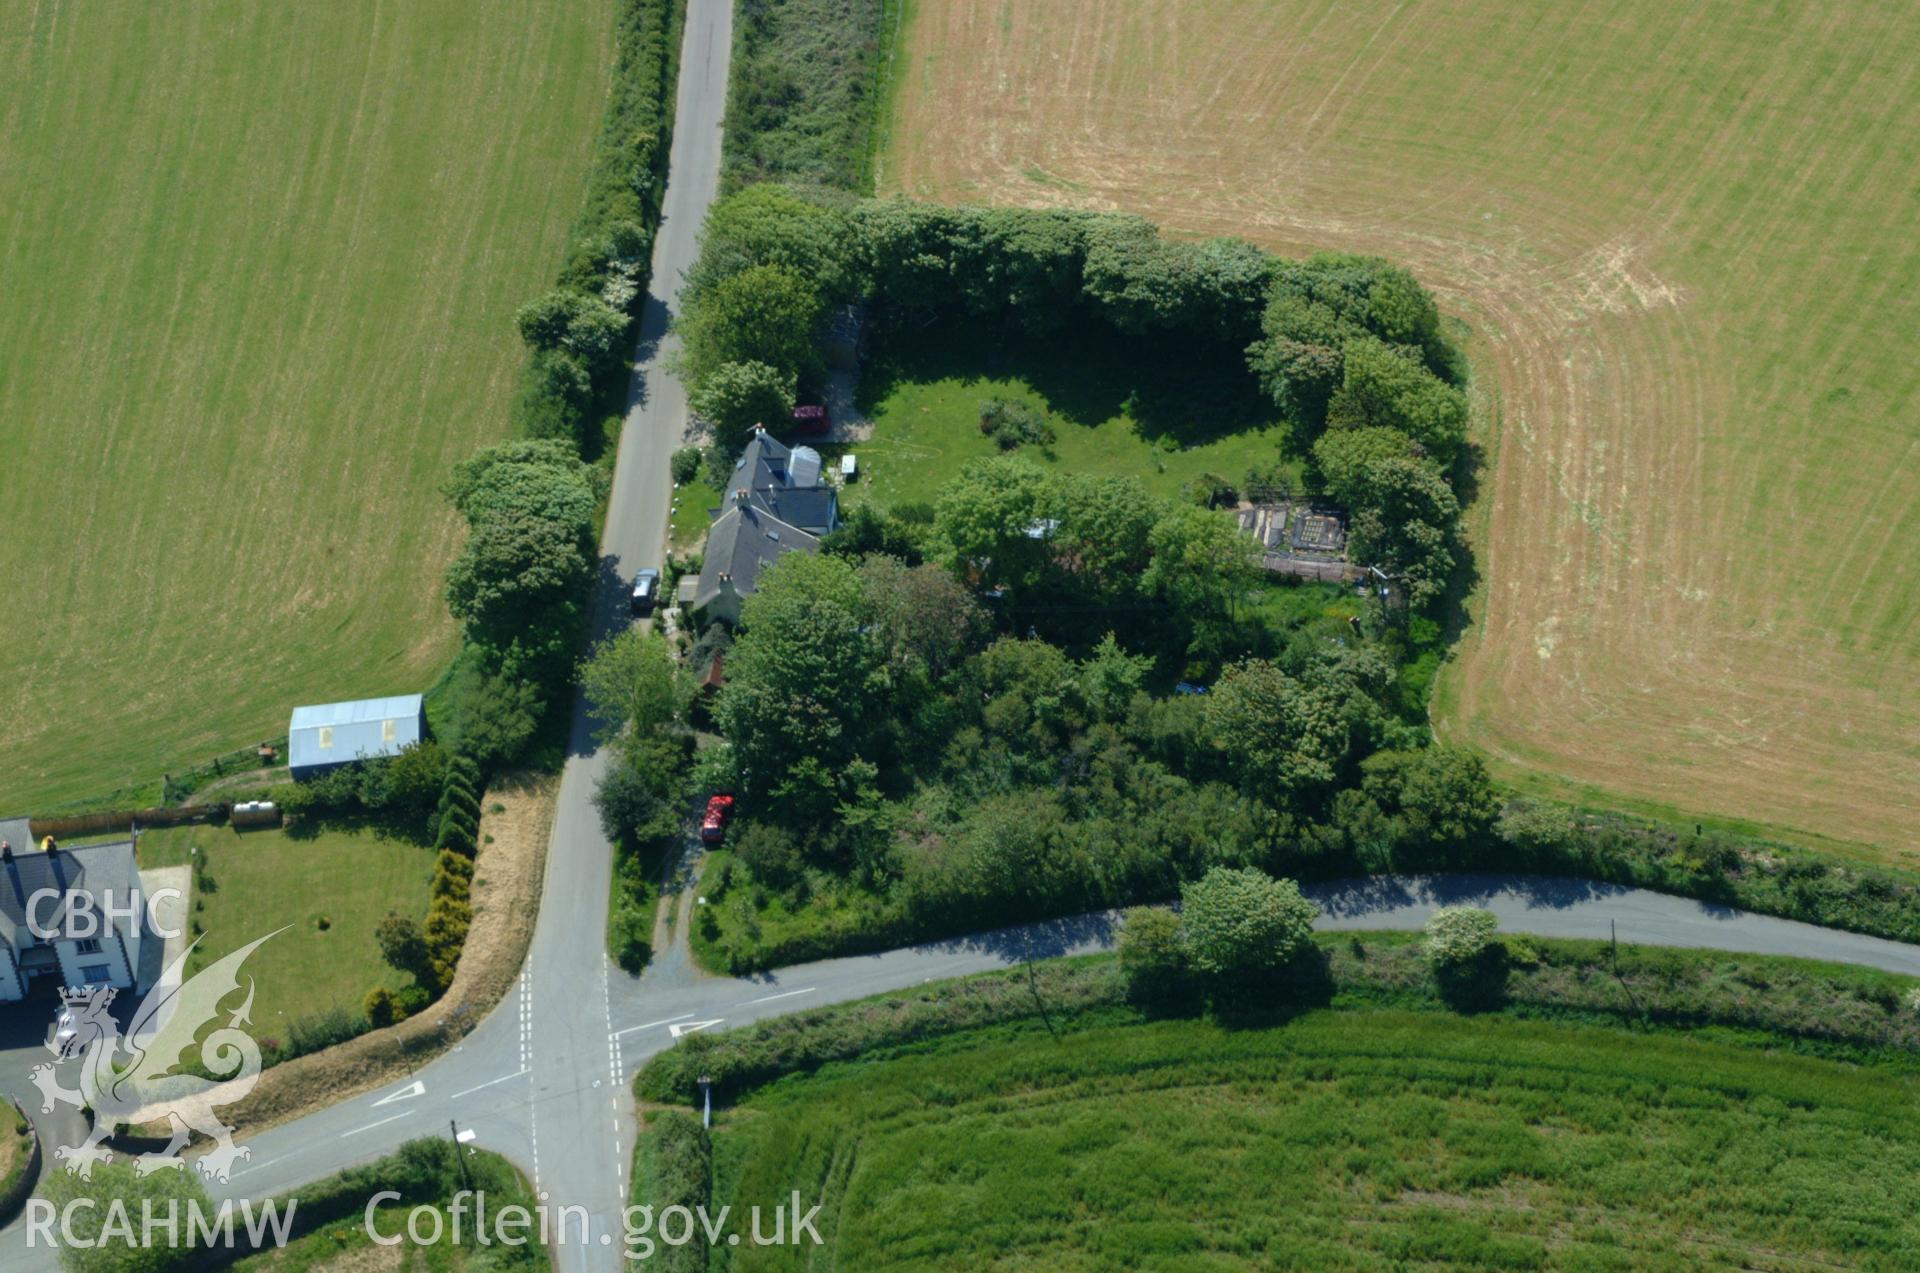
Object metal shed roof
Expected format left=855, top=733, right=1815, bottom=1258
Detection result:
left=288, top=694, right=424, bottom=773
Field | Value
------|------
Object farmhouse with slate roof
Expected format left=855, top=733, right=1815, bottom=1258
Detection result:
left=0, top=818, right=142, bottom=1002
left=688, top=428, right=839, bottom=624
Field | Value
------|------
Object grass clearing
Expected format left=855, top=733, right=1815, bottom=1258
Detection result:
left=0, top=1, right=614, bottom=814
left=880, top=0, right=1920, bottom=859
left=136, top=821, right=434, bottom=1029
left=842, top=318, right=1297, bottom=511
left=703, top=1006, right=1920, bottom=1269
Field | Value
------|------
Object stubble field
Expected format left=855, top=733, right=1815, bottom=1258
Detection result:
left=880, top=0, right=1920, bottom=859
left=0, top=1, right=612, bottom=812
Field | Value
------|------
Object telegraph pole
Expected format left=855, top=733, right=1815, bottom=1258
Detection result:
left=451, top=1120, right=473, bottom=1191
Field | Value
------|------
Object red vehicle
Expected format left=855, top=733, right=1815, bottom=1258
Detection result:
left=789, top=404, right=831, bottom=437
left=700, top=794, right=735, bottom=844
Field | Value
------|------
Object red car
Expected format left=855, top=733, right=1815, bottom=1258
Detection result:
left=790, top=404, right=831, bottom=437
left=700, top=794, right=735, bottom=844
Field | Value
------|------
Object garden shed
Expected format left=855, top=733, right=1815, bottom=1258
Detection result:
left=288, top=693, right=425, bottom=780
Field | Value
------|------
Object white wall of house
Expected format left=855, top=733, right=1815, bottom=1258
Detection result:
left=52, top=899, right=136, bottom=992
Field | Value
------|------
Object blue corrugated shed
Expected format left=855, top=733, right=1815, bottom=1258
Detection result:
left=288, top=694, right=425, bottom=778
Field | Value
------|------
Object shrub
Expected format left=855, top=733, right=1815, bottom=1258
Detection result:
left=374, top=913, right=430, bottom=982
left=364, top=986, right=397, bottom=1028
left=1424, top=906, right=1499, bottom=969
left=1180, top=867, right=1318, bottom=979
left=671, top=445, right=702, bottom=483
left=978, top=397, right=1055, bottom=451
left=394, top=984, right=431, bottom=1019
left=1117, top=906, right=1189, bottom=1001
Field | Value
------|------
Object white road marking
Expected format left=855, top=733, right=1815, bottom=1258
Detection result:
left=227, top=1151, right=299, bottom=1179
left=740, top=986, right=814, bottom=1006
left=669, top=1018, right=724, bottom=1038
left=371, top=1079, right=425, bottom=1107
left=341, top=1111, right=415, bottom=1139
left=449, top=1069, right=529, bottom=1100
left=612, top=1012, right=693, bottom=1038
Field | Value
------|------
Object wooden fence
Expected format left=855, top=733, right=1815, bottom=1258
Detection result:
left=30, top=803, right=228, bottom=842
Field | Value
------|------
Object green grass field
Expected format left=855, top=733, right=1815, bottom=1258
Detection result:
left=137, top=821, right=434, bottom=1028
left=704, top=1009, right=1920, bottom=1269
left=0, top=1, right=613, bottom=815
left=841, top=322, right=1297, bottom=512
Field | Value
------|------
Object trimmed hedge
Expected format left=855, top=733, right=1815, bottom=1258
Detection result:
left=513, top=0, right=685, bottom=444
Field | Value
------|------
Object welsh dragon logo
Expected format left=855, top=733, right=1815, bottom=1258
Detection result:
left=30, top=931, right=282, bottom=1183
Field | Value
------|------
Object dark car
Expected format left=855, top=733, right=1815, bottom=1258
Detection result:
left=790, top=404, right=831, bottom=437
left=630, top=568, right=661, bottom=616
left=700, top=794, right=735, bottom=844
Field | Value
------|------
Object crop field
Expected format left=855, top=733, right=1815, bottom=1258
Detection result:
left=0, top=1, right=612, bottom=814
left=706, top=1010, right=1920, bottom=1269
left=880, top=0, right=1920, bottom=859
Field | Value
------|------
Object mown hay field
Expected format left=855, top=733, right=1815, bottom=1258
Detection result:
left=880, top=0, right=1920, bottom=859
left=0, top=1, right=612, bottom=812
left=707, top=1010, right=1920, bottom=1269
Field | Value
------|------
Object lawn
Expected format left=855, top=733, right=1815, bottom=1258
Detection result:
left=841, top=320, right=1299, bottom=512
left=704, top=1008, right=1920, bottom=1269
left=136, top=821, right=435, bottom=1030
left=880, top=0, right=1920, bottom=860
left=0, top=0, right=614, bottom=815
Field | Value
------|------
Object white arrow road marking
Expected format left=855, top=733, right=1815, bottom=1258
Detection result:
left=669, top=1018, right=724, bottom=1038
left=372, top=1079, right=426, bottom=1107
left=612, top=1013, right=693, bottom=1039
left=341, top=1111, right=414, bottom=1139
left=740, top=987, right=814, bottom=1006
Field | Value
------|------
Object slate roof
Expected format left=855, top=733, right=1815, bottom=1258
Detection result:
left=0, top=819, right=140, bottom=952
left=288, top=694, right=424, bottom=773
left=729, top=430, right=838, bottom=535
left=692, top=502, right=821, bottom=612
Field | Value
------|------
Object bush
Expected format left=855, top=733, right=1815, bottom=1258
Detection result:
left=978, top=397, right=1055, bottom=451
left=671, top=445, right=702, bottom=483
left=1180, top=867, right=1318, bottom=979
left=1424, top=906, right=1499, bottom=968
left=1117, top=906, right=1189, bottom=1001
left=364, top=986, right=397, bottom=1028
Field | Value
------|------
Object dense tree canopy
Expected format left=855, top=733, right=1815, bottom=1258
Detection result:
left=443, top=440, right=596, bottom=681
left=1346, top=456, right=1462, bottom=607
left=716, top=553, right=885, bottom=818
left=688, top=359, right=796, bottom=454
left=680, top=262, right=824, bottom=387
